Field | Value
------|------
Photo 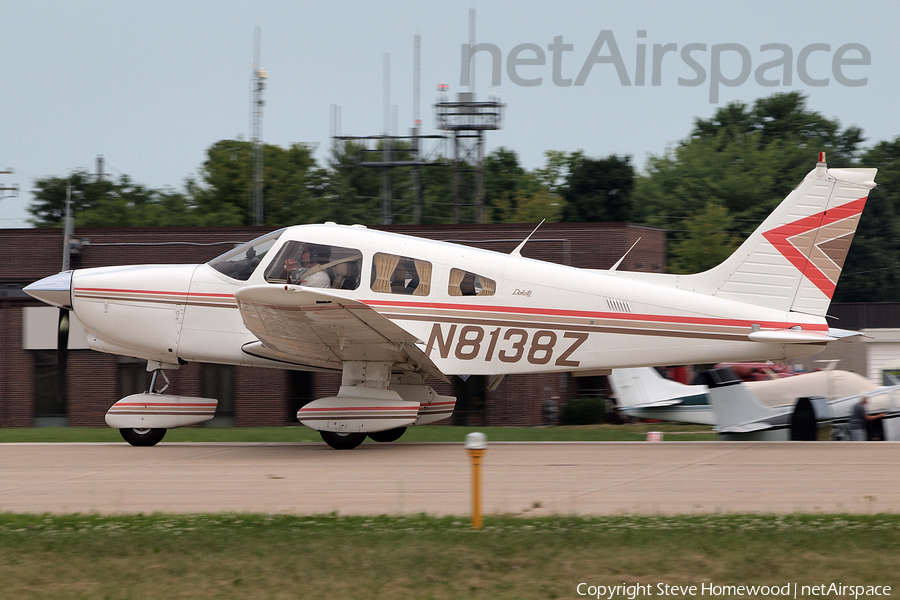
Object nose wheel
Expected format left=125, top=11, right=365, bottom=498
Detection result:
left=119, top=368, right=170, bottom=447
left=119, top=427, right=167, bottom=446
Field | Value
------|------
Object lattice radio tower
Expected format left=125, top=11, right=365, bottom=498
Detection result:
left=0, top=168, right=18, bottom=201
left=433, top=9, right=504, bottom=224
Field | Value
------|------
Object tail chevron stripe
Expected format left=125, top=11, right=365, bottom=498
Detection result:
left=762, top=196, right=867, bottom=299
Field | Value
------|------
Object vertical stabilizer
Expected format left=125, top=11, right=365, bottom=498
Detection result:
left=609, top=368, right=706, bottom=408
left=677, top=157, right=877, bottom=316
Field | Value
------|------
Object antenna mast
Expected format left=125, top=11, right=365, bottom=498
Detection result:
left=251, top=27, right=267, bottom=226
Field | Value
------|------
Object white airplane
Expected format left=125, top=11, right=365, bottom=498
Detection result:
left=24, top=155, right=877, bottom=449
left=609, top=367, right=716, bottom=425
left=703, top=367, right=900, bottom=441
left=610, top=365, right=880, bottom=426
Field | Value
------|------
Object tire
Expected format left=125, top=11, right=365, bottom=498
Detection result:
left=120, top=427, right=167, bottom=447
left=367, top=427, right=407, bottom=443
left=320, top=431, right=366, bottom=450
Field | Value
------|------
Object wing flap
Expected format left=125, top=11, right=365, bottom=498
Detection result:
left=234, top=285, right=446, bottom=381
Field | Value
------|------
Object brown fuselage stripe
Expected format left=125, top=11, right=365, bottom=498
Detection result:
left=379, top=312, right=753, bottom=342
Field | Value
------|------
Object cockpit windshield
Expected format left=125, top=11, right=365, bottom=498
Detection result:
left=208, top=229, right=285, bottom=281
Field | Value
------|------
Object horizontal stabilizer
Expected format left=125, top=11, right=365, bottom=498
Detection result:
left=748, top=327, right=864, bottom=344
left=827, top=328, right=865, bottom=340
left=748, top=329, right=833, bottom=344
left=609, top=368, right=708, bottom=408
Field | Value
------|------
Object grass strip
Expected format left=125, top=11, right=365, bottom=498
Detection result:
left=0, top=513, right=897, bottom=599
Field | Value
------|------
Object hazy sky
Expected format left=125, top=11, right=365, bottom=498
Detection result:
left=2, top=0, right=897, bottom=227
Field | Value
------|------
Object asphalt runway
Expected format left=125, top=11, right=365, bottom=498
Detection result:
left=1, top=441, right=898, bottom=516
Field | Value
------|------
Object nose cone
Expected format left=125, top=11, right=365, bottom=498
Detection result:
left=24, top=271, right=73, bottom=309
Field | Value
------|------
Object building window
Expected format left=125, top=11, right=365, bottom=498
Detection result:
left=118, top=357, right=149, bottom=397
left=33, top=350, right=66, bottom=426
left=448, top=268, right=495, bottom=297
left=287, top=371, right=314, bottom=423
left=370, top=253, right=432, bottom=295
left=202, top=364, right=235, bottom=426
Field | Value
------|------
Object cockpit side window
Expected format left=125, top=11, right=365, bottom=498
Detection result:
left=370, top=253, right=432, bottom=296
left=264, top=241, right=363, bottom=290
left=448, top=268, right=495, bottom=296
left=208, top=229, right=285, bottom=281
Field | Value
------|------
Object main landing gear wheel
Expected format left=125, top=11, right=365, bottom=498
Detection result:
left=120, top=427, right=167, bottom=447
left=320, top=431, right=366, bottom=450
left=367, top=427, right=407, bottom=443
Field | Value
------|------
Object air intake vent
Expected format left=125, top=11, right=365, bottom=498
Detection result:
left=606, top=298, right=632, bottom=313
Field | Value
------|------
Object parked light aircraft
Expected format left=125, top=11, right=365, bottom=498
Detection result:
left=610, top=365, right=880, bottom=426
left=24, top=155, right=876, bottom=449
left=702, top=367, right=900, bottom=441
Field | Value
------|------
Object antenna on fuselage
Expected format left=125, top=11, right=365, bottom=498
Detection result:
left=608, top=237, right=641, bottom=274
left=510, top=220, right=545, bottom=257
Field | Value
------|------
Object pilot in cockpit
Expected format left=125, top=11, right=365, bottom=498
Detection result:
left=284, top=244, right=331, bottom=287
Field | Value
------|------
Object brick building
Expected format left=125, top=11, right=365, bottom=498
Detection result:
left=1, top=222, right=666, bottom=428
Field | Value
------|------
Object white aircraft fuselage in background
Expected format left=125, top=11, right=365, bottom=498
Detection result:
left=24, top=158, right=877, bottom=448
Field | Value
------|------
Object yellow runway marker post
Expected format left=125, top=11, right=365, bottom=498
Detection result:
left=465, top=432, right=487, bottom=530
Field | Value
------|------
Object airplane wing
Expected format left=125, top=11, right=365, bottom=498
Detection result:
left=234, top=284, right=447, bottom=381
left=717, top=421, right=776, bottom=434
left=747, top=327, right=864, bottom=344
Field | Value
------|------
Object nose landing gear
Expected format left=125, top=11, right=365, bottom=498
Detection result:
left=108, top=366, right=218, bottom=447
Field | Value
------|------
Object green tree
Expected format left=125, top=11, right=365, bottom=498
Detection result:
left=484, top=147, right=528, bottom=222
left=28, top=171, right=198, bottom=228
left=482, top=147, right=563, bottom=223
left=189, top=140, right=326, bottom=226
left=560, top=154, right=634, bottom=222
left=419, top=159, right=455, bottom=224
left=834, top=138, right=900, bottom=302
left=668, top=203, right=740, bottom=274
left=532, top=150, right=583, bottom=198
left=631, top=92, right=870, bottom=285
left=634, top=93, right=864, bottom=225
left=493, top=187, right=563, bottom=223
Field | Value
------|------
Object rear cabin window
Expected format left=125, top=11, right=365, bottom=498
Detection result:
left=448, top=268, right=495, bottom=297
left=264, top=241, right=363, bottom=290
left=370, top=253, right=432, bottom=295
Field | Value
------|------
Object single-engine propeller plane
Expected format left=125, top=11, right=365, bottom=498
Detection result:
left=609, top=364, right=880, bottom=426
left=25, top=155, right=877, bottom=448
